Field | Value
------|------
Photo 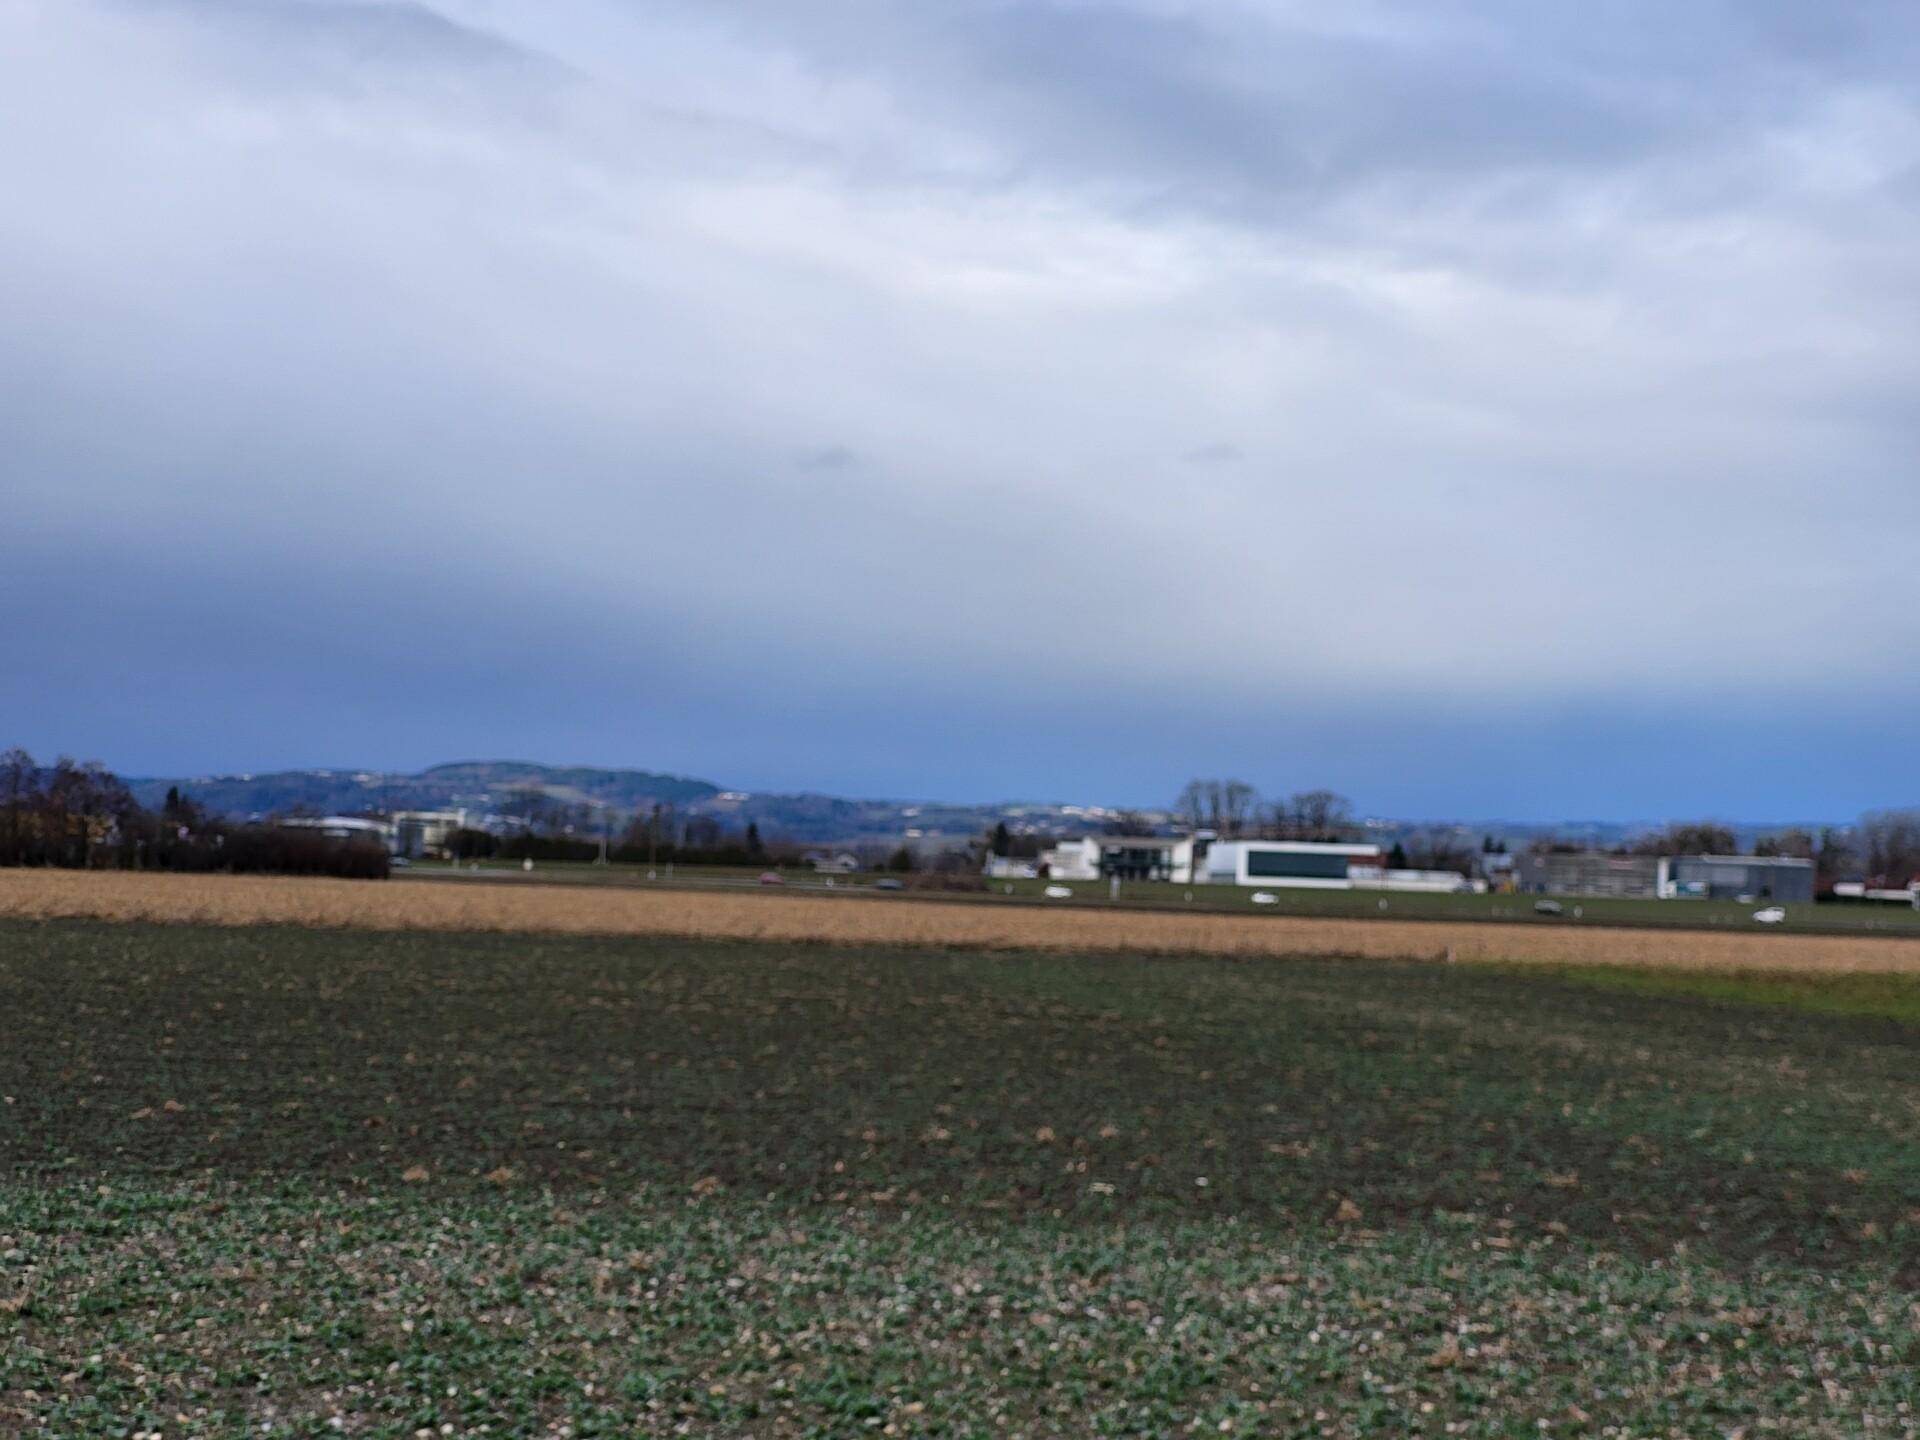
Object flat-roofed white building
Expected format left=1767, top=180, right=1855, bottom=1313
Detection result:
left=1038, top=835, right=1197, bottom=884
left=1201, top=840, right=1382, bottom=889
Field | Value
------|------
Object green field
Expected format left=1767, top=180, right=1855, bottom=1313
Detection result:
left=4, top=921, right=1919, bottom=1437
left=417, top=857, right=1920, bottom=937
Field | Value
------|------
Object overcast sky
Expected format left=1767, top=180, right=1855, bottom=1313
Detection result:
left=4, top=0, right=1917, bottom=819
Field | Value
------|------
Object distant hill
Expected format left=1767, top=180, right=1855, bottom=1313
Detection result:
left=128, top=761, right=719, bottom=826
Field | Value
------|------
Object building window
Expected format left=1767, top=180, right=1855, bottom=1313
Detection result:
left=1245, top=850, right=1351, bottom=881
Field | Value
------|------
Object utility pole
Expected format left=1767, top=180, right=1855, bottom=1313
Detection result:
left=648, top=801, right=660, bottom=879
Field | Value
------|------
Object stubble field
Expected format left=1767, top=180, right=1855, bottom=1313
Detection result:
left=1, top=906, right=1919, bottom=1437
left=6, top=869, right=1920, bottom=974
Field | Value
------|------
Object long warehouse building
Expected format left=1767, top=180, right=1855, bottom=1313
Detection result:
left=1201, top=840, right=1383, bottom=889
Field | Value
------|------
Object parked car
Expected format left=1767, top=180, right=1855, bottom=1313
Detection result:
left=758, top=871, right=784, bottom=886
left=1043, top=885, right=1073, bottom=899
left=1533, top=899, right=1563, bottom=916
left=1753, top=906, right=1787, bottom=924
left=1250, top=892, right=1278, bottom=906
left=873, top=877, right=904, bottom=891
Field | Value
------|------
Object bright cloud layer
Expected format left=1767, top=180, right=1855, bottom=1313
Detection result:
left=4, top=0, right=1917, bottom=815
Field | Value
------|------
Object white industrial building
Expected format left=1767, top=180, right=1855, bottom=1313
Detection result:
left=1350, top=864, right=1483, bottom=894
left=1200, top=840, right=1382, bottom=889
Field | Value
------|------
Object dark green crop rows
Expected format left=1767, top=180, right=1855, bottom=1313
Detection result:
left=2, top=921, right=1917, bottom=1437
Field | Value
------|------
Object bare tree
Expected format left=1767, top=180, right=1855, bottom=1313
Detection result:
left=39, top=758, right=83, bottom=867
left=0, top=748, right=35, bottom=865
left=1631, top=821, right=1737, bottom=857
left=683, top=815, right=724, bottom=849
left=1753, top=829, right=1814, bottom=860
left=1173, top=779, right=1259, bottom=837
left=1861, top=809, right=1920, bottom=887
left=1174, top=780, right=1209, bottom=833
left=1223, top=781, right=1258, bottom=837
left=1816, top=826, right=1856, bottom=889
left=1402, top=830, right=1476, bottom=876
left=1274, top=789, right=1355, bottom=842
left=37, top=759, right=128, bottom=868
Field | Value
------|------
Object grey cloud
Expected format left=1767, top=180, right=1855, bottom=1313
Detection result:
left=631, top=1, right=1800, bottom=213
left=796, top=445, right=861, bottom=471
left=139, top=0, right=561, bottom=75
left=1183, top=443, right=1242, bottom=466
left=3, top=0, right=1919, bottom=812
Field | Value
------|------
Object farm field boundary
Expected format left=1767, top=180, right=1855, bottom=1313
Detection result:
left=7, top=868, right=1920, bottom=973
left=410, top=858, right=1920, bottom=937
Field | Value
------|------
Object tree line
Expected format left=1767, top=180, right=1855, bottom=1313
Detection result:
left=443, top=824, right=791, bottom=869
left=0, top=749, right=389, bottom=879
left=448, top=803, right=930, bottom=872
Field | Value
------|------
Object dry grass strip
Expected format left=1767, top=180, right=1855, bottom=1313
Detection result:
left=7, top=869, right=1920, bottom=974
